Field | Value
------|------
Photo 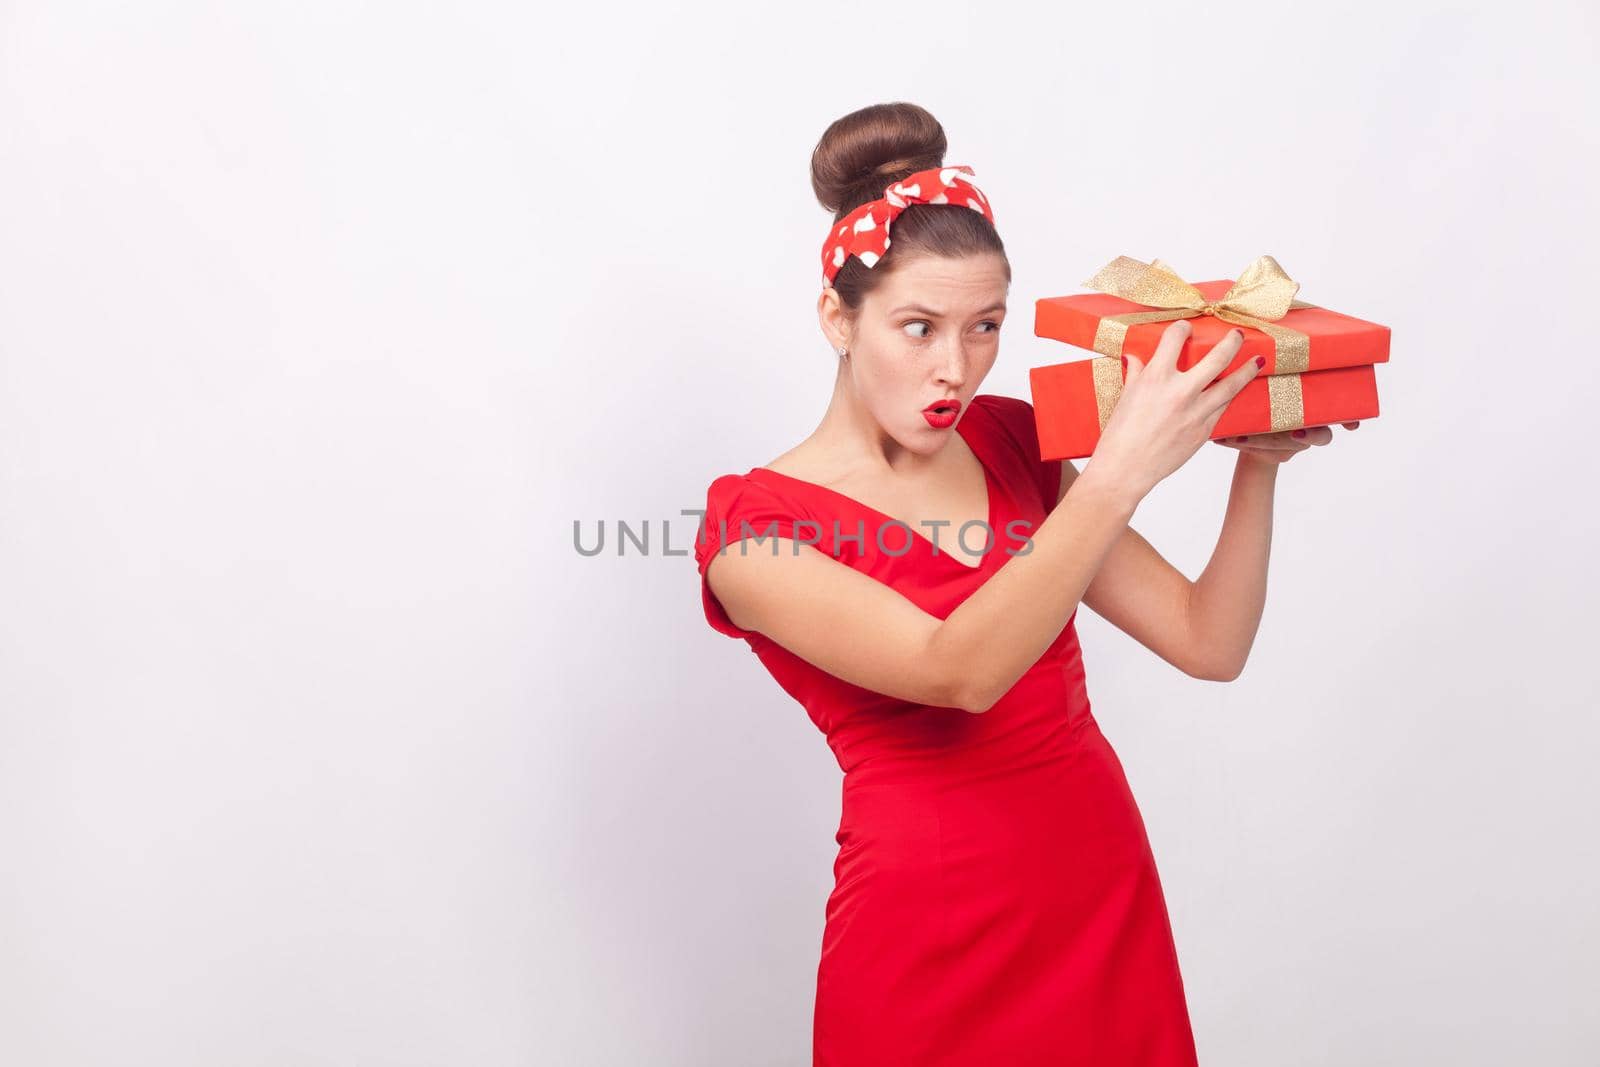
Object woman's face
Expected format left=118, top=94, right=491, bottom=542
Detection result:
left=825, top=252, right=1009, bottom=453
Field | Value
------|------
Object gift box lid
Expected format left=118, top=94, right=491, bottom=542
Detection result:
left=1034, top=256, right=1391, bottom=377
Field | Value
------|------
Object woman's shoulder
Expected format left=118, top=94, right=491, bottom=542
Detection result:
left=968, top=392, right=1045, bottom=452
left=699, top=470, right=775, bottom=520
left=967, top=392, right=1064, bottom=512
left=969, top=391, right=1035, bottom=426
left=700, top=468, right=798, bottom=508
left=703, top=470, right=755, bottom=499
left=694, top=470, right=813, bottom=567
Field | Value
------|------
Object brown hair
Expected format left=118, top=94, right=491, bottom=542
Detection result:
left=810, top=102, right=1010, bottom=320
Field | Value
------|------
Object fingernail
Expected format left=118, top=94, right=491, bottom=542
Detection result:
left=1120, top=355, right=1127, bottom=371
left=1292, top=429, right=1307, bottom=439
left=1236, top=436, right=1248, bottom=442
left=1231, top=329, right=1243, bottom=341
left=1254, top=356, right=1266, bottom=369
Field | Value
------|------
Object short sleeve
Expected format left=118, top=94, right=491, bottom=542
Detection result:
left=973, top=394, right=1066, bottom=516
left=693, top=474, right=811, bottom=640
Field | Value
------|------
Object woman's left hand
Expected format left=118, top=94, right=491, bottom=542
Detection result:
left=1212, top=421, right=1361, bottom=463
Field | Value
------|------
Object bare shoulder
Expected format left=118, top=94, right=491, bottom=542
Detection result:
left=759, top=438, right=827, bottom=481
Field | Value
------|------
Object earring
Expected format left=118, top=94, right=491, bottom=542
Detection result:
left=836, top=345, right=848, bottom=358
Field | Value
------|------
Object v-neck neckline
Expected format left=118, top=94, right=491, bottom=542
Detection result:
left=747, top=405, right=1002, bottom=573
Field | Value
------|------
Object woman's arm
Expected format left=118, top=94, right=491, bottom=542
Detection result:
left=706, top=465, right=1142, bottom=714
left=1185, top=454, right=1277, bottom=679
left=1066, top=452, right=1276, bottom=682
left=1070, top=417, right=1358, bottom=680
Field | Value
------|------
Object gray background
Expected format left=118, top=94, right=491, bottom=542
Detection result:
left=2, top=1, right=1597, bottom=1064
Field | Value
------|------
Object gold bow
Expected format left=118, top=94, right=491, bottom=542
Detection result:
left=1080, top=254, right=1320, bottom=374
left=1081, top=255, right=1321, bottom=434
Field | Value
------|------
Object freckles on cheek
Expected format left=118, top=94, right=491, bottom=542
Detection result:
left=860, top=359, right=902, bottom=391
left=858, top=364, right=918, bottom=419
left=879, top=369, right=920, bottom=402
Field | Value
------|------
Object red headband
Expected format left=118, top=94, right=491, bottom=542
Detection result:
left=820, top=164, right=994, bottom=289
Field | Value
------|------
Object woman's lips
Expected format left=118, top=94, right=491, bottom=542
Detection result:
left=922, top=398, right=961, bottom=429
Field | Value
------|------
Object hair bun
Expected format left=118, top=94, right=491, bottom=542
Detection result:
left=810, top=102, right=947, bottom=217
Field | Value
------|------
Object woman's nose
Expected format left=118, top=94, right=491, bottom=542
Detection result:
left=934, top=346, right=968, bottom=387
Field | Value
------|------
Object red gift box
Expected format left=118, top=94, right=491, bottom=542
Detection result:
left=1030, top=359, right=1380, bottom=461
left=1029, top=255, right=1390, bottom=461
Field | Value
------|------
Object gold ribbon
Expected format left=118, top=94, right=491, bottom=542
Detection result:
left=1081, top=254, right=1321, bottom=374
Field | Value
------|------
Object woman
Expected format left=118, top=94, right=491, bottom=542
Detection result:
left=694, top=103, right=1357, bottom=1066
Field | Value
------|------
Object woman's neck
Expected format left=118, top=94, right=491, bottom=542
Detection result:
left=794, top=364, right=950, bottom=482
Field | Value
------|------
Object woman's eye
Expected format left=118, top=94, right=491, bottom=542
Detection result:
left=902, top=320, right=1000, bottom=339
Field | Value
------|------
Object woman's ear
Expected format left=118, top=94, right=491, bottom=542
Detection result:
left=817, top=287, right=851, bottom=354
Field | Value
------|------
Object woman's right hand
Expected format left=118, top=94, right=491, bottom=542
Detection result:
left=1081, top=319, right=1263, bottom=500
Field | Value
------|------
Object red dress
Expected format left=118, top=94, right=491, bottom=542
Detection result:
left=694, top=393, right=1198, bottom=1066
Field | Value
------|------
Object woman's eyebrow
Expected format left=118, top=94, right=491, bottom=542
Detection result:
left=888, top=302, right=1008, bottom=317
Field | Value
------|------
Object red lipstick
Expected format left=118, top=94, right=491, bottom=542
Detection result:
left=922, top=397, right=962, bottom=429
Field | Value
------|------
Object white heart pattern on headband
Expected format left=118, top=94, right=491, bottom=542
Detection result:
left=820, top=164, right=994, bottom=289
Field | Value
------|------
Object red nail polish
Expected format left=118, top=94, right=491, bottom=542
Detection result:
left=1254, top=356, right=1266, bottom=369
left=1292, top=429, right=1306, bottom=439
left=1120, top=356, right=1127, bottom=371
left=1236, top=436, right=1248, bottom=443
